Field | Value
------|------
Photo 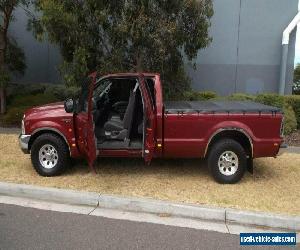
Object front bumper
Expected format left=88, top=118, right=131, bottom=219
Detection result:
left=277, top=143, right=288, bottom=156
left=19, top=134, right=31, bottom=154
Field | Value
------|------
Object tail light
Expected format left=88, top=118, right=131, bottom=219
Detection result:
left=280, top=117, right=284, bottom=137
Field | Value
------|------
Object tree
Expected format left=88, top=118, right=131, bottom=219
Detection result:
left=293, top=63, right=300, bottom=95
left=31, top=0, right=213, bottom=99
left=0, top=0, right=27, bottom=114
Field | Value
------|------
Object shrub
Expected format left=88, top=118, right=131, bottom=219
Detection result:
left=255, top=94, right=285, bottom=108
left=0, top=69, right=10, bottom=87
left=10, top=93, right=59, bottom=108
left=23, top=84, right=47, bottom=95
left=7, top=83, right=79, bottom=102
left=282, top=105, right=297, bottom=135
left=183, top=91, right=217, bottom=101
left=2, top=107, right=27, bottom=125
left=284, top=95, right=300, bottom=129
left=7, top=83, right=47, bottom=97
left=227, top=93, right=256, bottom=101
left=253, top=94, right=299, bottom=134
left=3, top=93, right=60, bottom=125
left=45, top=85, right=80, bottom=101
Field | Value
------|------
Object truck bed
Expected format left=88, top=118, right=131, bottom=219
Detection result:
left=164, top=100, right=282, bottom=114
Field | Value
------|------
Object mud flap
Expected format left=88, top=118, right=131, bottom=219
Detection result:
left=88, top=159, right=97, bottom=174
left=247, top=158, right=254, bottom=174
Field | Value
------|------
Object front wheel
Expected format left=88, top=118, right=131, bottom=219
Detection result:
left=208, top=139, right=247, bottom=184
left=31, top=133, right=70, bottom=176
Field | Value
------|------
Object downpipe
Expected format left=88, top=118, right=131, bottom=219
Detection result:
left=279, top=11, right=300, bottom=95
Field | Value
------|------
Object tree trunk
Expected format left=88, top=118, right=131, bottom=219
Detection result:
left=135, top=51, right=144, bottom=72
left=0, top=34, right=7, bottom=114
left=0, top=31, right=7, bottom=114
left=0, top=5, right=11, bottom=115
left=0, top=87, right=6, bottom=114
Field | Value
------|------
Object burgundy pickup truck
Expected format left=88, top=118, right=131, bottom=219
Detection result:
left=19, top=73, right=286, bottom=184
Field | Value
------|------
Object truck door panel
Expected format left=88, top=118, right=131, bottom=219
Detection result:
left=138, top=75, right=156, bottom=164
left=163, top=113, right=208, bottom=158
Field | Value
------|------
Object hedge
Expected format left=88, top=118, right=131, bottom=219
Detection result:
left=284, top=95, right=300, bottom=129
left=44, top=85, right=80, bottom=101
left=183, top=91, right=299, bottom=135
left=7, top=83, right=79, bottom=102
left=7, top=83, right=47, bottom=99
left=250, top=94, right=298, bottom=134
left=225, top=93, right=297, bottom=135
left=226, top=93, right=256, bottom=101
left=282, top=105, right=298, bottom=135
left=255, top=93, right=285, bottom=108
left=2, top=85, right=300, bottom=133
left=183, top=91, right=217, bottom=101
left=2, top=93, right=60, bottom=126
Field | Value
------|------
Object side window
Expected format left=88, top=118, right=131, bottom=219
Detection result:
left=145, top=78, right=156, bottom=110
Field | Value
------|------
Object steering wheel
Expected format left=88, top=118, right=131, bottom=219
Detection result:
left=91, top=97, right=97, bottom=111
left=99, top=84, right=111, bottom=98
left=92, top=91, right=111, bottom=110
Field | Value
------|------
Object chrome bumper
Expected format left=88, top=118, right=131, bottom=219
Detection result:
left=19, top=134, right=31, bottom=154
left=277, top=143, right=288, bottom=156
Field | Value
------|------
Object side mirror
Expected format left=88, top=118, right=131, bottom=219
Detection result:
left=64, top=98, right=74, bottom=113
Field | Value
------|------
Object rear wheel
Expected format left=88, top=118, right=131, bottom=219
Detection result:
left=31, top=133, right=70, bottom=176
left=208, top=139, right=247, bottom=184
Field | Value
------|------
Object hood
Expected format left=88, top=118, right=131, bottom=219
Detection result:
left=28, top=102, right=64, bottom=112
left=25, top=102, right=72, bottom=120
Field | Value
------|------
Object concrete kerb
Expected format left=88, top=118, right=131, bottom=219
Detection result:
left=0, top=182, right=299, bottom=231
left=0, top=182, right=99, bottom=207
left=98, top=194, right=225, bottom=222
left=226, top=209, right=300, bottom=232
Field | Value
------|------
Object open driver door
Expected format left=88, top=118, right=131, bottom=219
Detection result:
left=138, top=74, right=156, bottom=165
left=74, top=72, right=97, bottom=173
left=86, top=72, right=98, bottom=171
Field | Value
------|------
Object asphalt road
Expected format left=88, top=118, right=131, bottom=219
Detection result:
left=0, top=204, right=290, bottom=250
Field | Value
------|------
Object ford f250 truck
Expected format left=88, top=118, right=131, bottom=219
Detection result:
left=19, top=73, right=286, bottom=184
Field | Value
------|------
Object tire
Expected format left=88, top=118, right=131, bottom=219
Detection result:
left=31, top=133, right=70, bottom=176
left=208, top=139, right=247, bottom=184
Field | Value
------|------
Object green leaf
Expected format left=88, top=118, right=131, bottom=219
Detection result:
left=31, top=0, right=213, bottom=98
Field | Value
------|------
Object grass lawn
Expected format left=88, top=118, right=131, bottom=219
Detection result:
left=0, top=134, right=299, bottom=216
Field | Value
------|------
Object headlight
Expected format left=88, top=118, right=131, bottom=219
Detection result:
left=21, top=115, right=25, bottom=134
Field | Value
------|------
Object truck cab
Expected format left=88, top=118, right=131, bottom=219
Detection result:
left=71, top=73, right=157, bottom=168
left=19, top=72, right=285, bottom=184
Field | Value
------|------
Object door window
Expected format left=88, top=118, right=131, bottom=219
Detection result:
left=146, top=78, right=156, bottom=110
left=93, top=79, right=112, bottom=99
left=77, top=77, right=91, bottom=113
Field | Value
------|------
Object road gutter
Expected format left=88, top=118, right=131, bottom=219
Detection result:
left=0, top=182, right=298, bottom=232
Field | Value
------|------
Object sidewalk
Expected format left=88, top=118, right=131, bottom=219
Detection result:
left=286, top=146, right=300, bottom=154
left=0, top=182, right=299, bottom=232
left=0, top=127, right=20, bottom=134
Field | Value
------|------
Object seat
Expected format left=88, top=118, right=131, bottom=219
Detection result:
left=104, top=89, right=136, bottom=140
left=104, top=119, right=123, bottom=131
